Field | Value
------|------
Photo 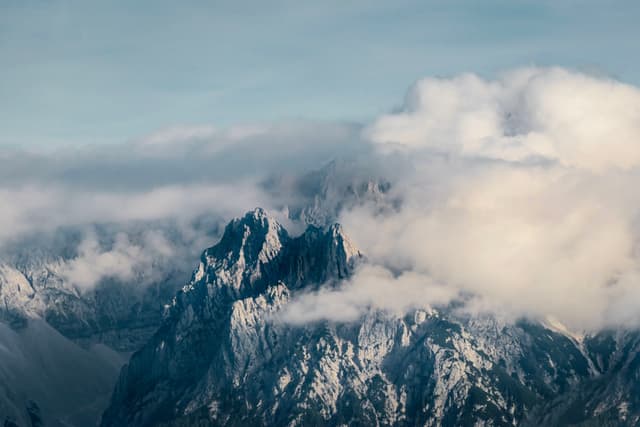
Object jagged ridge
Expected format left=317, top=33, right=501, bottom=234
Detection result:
left=102, top=209, right=362, bottom=426
left=101, top=209, right=616, bottom=427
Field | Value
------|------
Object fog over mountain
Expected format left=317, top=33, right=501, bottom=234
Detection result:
left=3, top=67, right=640, bottom=329
left=3, top=67, right=640, bottom=426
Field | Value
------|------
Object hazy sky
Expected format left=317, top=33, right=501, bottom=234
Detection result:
left=1, top=0, right=639, bottom=147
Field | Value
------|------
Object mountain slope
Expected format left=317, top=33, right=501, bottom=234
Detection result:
left=102, top=209, right=602, bottom=427
left=0, top=230, right=198, bottom=427
left=102, top=208, right=362, bottom=426
left=525, top=331, right=640, bottom=426
left=0, top=319, right=126, bottom=427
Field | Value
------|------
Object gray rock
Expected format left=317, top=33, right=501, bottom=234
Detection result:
left=102, top=209, right=613, bottom=427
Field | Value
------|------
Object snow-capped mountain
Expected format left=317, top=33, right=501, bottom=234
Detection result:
left=3, top=159, right=640, bottom=426
left=101, top=208, right=362, bottom=426
left=101, top=208, right=638, bottom=427
left=0, top=161, right=392, bottom=427
left=0, top=258, right=183, bottom=351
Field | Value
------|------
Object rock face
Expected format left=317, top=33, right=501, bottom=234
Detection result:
left=525, top=330, right=640, bottom=426
left=101, top=208, right=362, bottom=426
left=102, top=209, right=619, bottom=427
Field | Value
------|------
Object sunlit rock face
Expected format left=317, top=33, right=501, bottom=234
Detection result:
left=102, top=209, right=634, bottom=427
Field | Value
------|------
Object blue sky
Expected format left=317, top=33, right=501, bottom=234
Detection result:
left=1, top=0, right=639, bottom=147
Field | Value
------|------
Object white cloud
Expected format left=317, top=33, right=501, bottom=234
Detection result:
left=281, top=265, right=457, bottom=324
left=367, top=67, right=640, bottom=172
left=342, top=166, right=638, bottom=329
left=0, top=183, right=272, bottom=244
left=138, top=125, right=219, bottom=146
left=0, top=120, right=365, bottom=290
left=285, top=67, right=640, bottom=331
left=0, top=120, right=366, bottom=243
left=58, top=229, right=187, bottom=291
left=60, top=232, right=150, bottom=290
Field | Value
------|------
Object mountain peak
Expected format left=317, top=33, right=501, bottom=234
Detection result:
left=243, top=206, right=270, bottom=222
left=187, top=209, right=288, bottom=297
left=227, top=207, right=283, bottom=235
left=328, top=223, right=361, bottom=261
left=103, top=205, right=606, bottom=427
left=190, top=210, right=363, bottom=297
left=216, top=208, right=287, bottom=253
left=103, top=210, right=367, bottom=426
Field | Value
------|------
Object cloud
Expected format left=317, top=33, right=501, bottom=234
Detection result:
left=367, top=67, right=640, bottom=172
left=340, top=165, right=638, bottom=329
left=59, top=232, right=155, bottom=290
left=0, top=120, right=366, bottom=189
left=286, top=67, right=640, bottom=331
left=5, top=66, right=640, bottom=332
left=281, top=264, right=457, bottom=324
left=0, top=120, right=367, bottom=290
left=0, top=120, right=367, bottom=239
left=0, top=183, right=272, bottom=245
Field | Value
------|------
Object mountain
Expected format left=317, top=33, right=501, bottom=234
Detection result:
left=101, top=208, right=362, bottom=426
left=102, top=208, right=624, bottom=427
left=0, top=160, right=393, bottom=427
left=0, top=253, right=182, bottom=427
left=0, top=258, right=183, bottom=351
left=525, top=330, right=640, bottom=426
left=264, top=159, right=395, bottom=228
left=3, top=157, right=640, bottom=426
left=0, top=318, right=126, bottom=427
left=0, top=227, right=202, bottom=427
